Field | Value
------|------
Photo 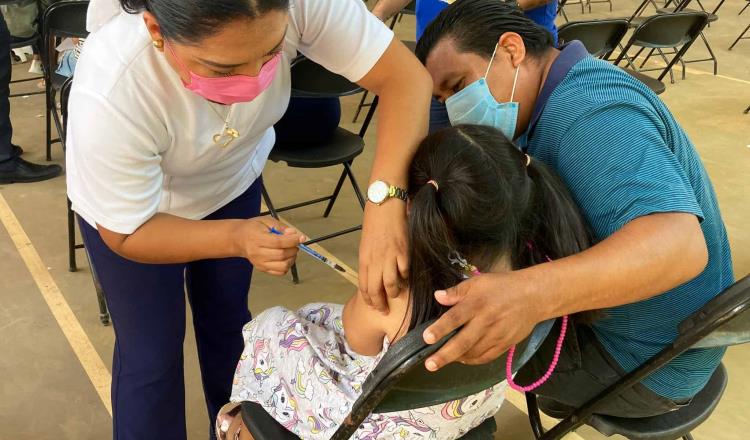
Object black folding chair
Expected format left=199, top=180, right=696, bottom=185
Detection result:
left=239, top=318, right=555, bottom=439
left=614, top=11, right=709, bottom=84
left=526, top=275, right=750, bottom=440
left=654, top=0, right=725, bottom=75
left=261, top=56, right=377, bottom=284
left=558, top=19, right=629, bottom=59
left=729, top=22, right=749, bottom=49
left=557, top=19, right=665, bottom=94
left=41, top=0, right=88, bottom=162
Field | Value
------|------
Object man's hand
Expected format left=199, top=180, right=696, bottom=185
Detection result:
left=422, top=271, right=544, bottom=371
left=358, top=200, right=409, bottom=314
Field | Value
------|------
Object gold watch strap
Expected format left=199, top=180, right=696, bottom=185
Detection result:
left=388, top=185, right=408, bottom=202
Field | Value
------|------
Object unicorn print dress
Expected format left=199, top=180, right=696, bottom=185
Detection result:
left=229, top=303, right=506, bottom=439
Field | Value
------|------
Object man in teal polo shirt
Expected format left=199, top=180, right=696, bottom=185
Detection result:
left=409, top=0, right=734, bottom=415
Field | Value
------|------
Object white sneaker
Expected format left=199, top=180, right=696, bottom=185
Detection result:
left=28, top=59, right=43, bottom=75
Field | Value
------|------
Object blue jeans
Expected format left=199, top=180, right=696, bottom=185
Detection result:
left=79, top=180, right=262, bottom=440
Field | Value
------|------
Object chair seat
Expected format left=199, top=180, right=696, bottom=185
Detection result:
left=269, top=127, right=364, bottom=168
left=620, top=67, right=667, bottom=95
left=656, top=7, right=718, bottom=22
left=588, top=364, right=727, bottom=440
left=241, top=401, right=497, bottom=439
left=628, top=16, right=646, bottom=27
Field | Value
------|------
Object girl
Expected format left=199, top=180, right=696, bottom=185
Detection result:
left=219, top=124, right=592, bottom=439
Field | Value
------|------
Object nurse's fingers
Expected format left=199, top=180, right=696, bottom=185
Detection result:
left=261, top=257, right=297, bottom=276
left=258, top=247, right=298, bottom=262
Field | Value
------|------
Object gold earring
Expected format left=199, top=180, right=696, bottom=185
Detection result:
left=152, top=39, right=164, bottom=49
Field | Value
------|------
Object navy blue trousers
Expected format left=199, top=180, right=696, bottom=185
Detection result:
left=79, top=179, right=262, bottom=440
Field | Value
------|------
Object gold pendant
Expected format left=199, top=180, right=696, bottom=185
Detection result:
left=213, top=128, right=240, bottom=148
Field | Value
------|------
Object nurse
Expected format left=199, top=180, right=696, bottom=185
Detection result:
left=67, top=0, right=431, bottom=438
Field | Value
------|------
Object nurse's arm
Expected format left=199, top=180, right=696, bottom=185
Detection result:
left=421, top=212, right=709, bottom=370
left=96, top=213, right=304, bottom=275
left=371, top=0, right=413, bottom=21
left=355, top=38, right=432, bottom=311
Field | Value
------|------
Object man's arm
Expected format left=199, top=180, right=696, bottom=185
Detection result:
left=371, top=0, right=413, bottom=22
left=421, top=212, right=708, bottom=370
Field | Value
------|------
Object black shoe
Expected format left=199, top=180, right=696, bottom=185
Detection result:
left=0, top=157, right=62, bottom=184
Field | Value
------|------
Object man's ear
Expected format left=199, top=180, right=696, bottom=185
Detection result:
left=498, top=32, right=527, bottom=68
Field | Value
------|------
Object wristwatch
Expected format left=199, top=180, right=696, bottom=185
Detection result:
left=366, top=180, right=408, bottom=205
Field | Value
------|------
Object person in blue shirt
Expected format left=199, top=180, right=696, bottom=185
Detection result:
left=371, top=0, right=734, bottom=416
left=371, top=0, right=557, bottom=133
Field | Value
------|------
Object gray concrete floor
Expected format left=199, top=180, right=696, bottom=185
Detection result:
left=0, top=0, right=748, bottom=438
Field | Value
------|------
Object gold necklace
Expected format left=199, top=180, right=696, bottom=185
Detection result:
left=208, top=103, right=239, bottom=148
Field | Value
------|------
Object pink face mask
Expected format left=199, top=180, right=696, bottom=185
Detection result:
left=165, top=41, right=281, bottom=105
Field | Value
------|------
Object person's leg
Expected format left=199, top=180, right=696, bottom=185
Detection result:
left=186, top=179, right=262, bottom=437
left=428, top=97, right=451, bottom=134
left=0, top=13, right=15, bottom=165
left=516, top=321, right=682, bottom=418
left=78, top=218, right=189, bottom=440
left=0, top=11, right=61, bottom=181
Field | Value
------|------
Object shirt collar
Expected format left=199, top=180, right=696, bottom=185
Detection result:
left=523, top=41, right=589, bottom=148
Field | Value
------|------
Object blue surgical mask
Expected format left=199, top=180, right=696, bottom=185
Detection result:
left=445, top=43, right=520, bottom=140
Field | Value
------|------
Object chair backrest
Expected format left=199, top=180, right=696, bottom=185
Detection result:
left=614, top=11, right=708, bottom=81
left=558, top=19, right=629, bottom=59
left=41, top=1, right=89, bottom=79
left=330, top=318, right=555, bottom=439
left=681, top=275, right=750, bottom=349
left=631, top=11, right=708, bottom=48
left=289, top=56, right=363, bottom=98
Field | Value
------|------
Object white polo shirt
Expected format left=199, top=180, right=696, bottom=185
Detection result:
left=67, top=0, right=393, bottom=234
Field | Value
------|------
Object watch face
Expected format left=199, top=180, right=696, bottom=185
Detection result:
left=368, top=180, right=389, bottom=204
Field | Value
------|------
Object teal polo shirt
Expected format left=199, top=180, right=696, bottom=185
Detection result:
left=524, top=42, right=734, bottom=399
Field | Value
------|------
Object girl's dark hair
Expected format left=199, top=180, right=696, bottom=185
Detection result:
left=407, top=125, right=595, bottom=330
left=415, top=0, right=554, bottom=64
left=120, top=0, right=290, bottom=44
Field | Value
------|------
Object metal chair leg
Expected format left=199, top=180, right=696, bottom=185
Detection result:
left=94, top=272, right=110, bottom=326
left=683, top=433, right=695, bottom=440
left=352, top=91, right=370, bottom=123
left=744, top=104, right=750, bottom=114
left=526, top=393, right=546, bottom=439
left=656, top=48, right=676, bottom=83
left=45, top=86, right=53, bottom=161
left=729, top=24, right=750, bottom=49
left=261, top=182, right=300, bottom=284
left=343, top=162, right=366, bottom=210
left=740, top=1, right=749, bottom=14
left=640, top=48, right=656, bottom=68
left=323, top=168, right=348, bottom=218
left=699, top=32, right=718, bottom=75
left=68, top=198, right=77, bottom=272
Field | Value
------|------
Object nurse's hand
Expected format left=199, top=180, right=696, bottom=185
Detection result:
left=358, top=200, right=409, bottom=313
left=235, top=217, right=305, bottom=276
